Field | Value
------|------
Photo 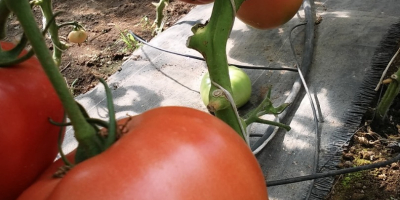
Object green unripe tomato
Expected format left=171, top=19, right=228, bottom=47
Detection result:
left=200, top=66, right=252, bottom=108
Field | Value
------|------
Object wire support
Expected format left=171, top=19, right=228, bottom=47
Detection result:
left=128, top=30, right=298, bottom=72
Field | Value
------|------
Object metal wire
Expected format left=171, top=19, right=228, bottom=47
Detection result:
left=128, top=31, right=299, bottom=72
left=211, top=81, right=249, bottom=144
left=267, top=153, right=400, bottom=186
left=287, top=5, right=320, bottom=199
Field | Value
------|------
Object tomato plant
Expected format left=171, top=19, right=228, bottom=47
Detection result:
left=67, top=28, right=87, bottom=44
left=18, top=107, right=268, bottom=200
left=200, top=65, right=252, bottom=108
left=177, top=0, right=214, bottom=5
left=0, top=42, right=64, bottom=200
left=236, top=0, right=304, bottom=29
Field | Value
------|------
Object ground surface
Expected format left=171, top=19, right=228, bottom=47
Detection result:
left=327, top=51, right=400, bottom=200
left=6, top=0, right=194, bottom=95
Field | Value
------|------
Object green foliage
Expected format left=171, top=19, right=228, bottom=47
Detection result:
left=69, top=78, right=78, bottom=96
left=341, top=172, right=363, bottom=189
left=140, top=15, right=151, bottom=29
left=119, top=30, right=141, bottom=52
left=353, top=157, right=372, bottom=166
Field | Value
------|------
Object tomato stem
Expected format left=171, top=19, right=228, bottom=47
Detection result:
left=57, top=114, right=74, bottom=167
left=152, top=0, right=169, bottom=35
left=187, top=0, right=246, bottom=139
left=256, top=118, right=291, bottom=131
left=34, top=0, right=68, bottom=66
left=98, top=78, right=117, bottom=148
left=243, top=89, right=291, bottom=131
left=375, top=68, right=400, bottom=123
left=5, top=0, right=101, bottom=160
left=58, top=21, right=82, bottom=29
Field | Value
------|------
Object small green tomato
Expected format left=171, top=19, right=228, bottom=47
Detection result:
left=200, top=66, right=252, bottom=108
left=68, top=29, right=88, bottom=44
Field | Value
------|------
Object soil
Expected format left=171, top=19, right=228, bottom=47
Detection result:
left=5, top=0, right=194, bottom=95
left=327, top=49, right=400, bottom=200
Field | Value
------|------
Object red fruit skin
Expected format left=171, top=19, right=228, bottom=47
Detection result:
left=18, top=107, right=269, bottom=200
left=237, top=0, right=304, bottom=29
left=0, top=42, right=64, bottom=200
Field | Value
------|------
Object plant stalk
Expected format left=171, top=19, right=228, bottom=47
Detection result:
left=187, top=0, right=245, bottom=139
left=375, top=69, right=400, bottom=122
left=152, top=0, right=168, bottom=35
left=36, top=0, right=67, bottom=66
left=5, top=0, right=101, bottom=159
left=243, top=89, right=291, bottom=131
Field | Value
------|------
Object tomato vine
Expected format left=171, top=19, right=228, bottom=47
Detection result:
left=186, top=0, right=293, bottom=141
left=4, top=0, right=102, bottom=162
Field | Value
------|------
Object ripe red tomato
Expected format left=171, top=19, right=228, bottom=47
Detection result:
left=236, top=0, right=304, bottom=29
left=177, top=0, right=214, bottom=5
left=0, top=42, right=64, bottom=200
left=18, top=107, right=269, bottom=200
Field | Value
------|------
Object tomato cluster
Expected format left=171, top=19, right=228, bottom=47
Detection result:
left=1, top=0, right=276, bottom=197
left=0, top=43, right=267, bottom=198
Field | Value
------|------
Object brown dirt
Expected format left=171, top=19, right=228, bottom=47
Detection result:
left=327, top=47, right=400, bottom=200
left=5, top=0, right=194, bottom=95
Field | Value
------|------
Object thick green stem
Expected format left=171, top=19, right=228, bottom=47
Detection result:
left=5, top=0, right=101, bottom=159
left=375, top=69, right=400, bottom=122
left=36, top=0, right=67, bottom=66
left=152, top=0, right=168, bottom=35
left=0, top=0, right=10, bottom=40
left=187, top=0, right=245, bottom=139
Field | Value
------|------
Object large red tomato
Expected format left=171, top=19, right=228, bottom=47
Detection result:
left=236, top=0, right=304, bottom=29
left=177, top=0, right=214, bottom=5
left=18, top=107, right=269, bottom=200
left=0, top=42, right=64, bottom=200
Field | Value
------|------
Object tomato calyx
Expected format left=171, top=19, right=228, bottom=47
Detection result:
left=49, top=78, right=124, bottom=166
left=50, top=110, right=133, bottom=179
left=72, top=78, right=116, bottom=163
